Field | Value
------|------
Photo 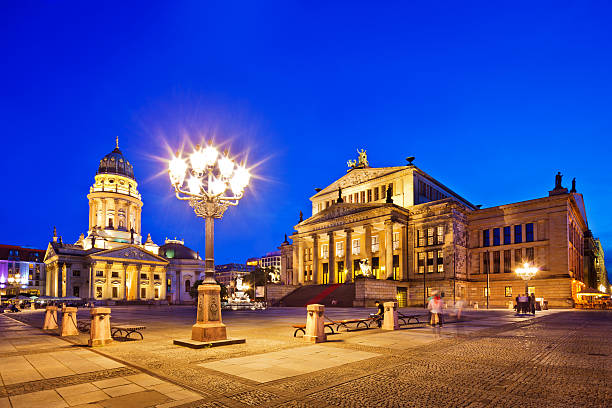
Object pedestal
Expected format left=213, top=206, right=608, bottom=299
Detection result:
left=382, top=301, right=399, bottom=330
left=304, top=304, right=326, bottom=343
left=191, top=284, right=227, bottom=342
left=43, top=306, right=58, bottom=330
left=60, top=307, right=79, bottom=336
left=88, top=307, right=113, bottom=347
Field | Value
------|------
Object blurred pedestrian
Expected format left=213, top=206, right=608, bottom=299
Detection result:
left=455, top=298, right=465, bottom=320
left=530, top=293, right=536, bottom=315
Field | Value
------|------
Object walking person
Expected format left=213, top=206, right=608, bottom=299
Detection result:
left=530, top=293, right=536, bottom=315
left=428, top=292, right=444, bottom=338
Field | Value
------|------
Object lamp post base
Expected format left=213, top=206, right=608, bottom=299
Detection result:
left=190, top=283, right=227, bottom=342
left=191, top=322, right=227, bottom=342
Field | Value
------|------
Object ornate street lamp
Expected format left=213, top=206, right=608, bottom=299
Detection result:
left=168, top=141, right=250, bottom=344
left=515, top=262, right=538, bottom=296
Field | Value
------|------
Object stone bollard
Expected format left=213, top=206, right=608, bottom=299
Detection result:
left=304, top=304, right=326, bottom=343
left=382, top=301, right=399, bottom=330
left=43, top=306, right=59, bottom=330
left=60, top=307, right=79, bottom=336
left=88, top=307, right=113, bottom=347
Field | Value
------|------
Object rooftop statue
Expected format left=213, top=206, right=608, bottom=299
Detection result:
left=347, top=149, right=369, bottom=170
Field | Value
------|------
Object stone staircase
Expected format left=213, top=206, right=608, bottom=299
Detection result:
left=278, top=283, right=355, bottom=307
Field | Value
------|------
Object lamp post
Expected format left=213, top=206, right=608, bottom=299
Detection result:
left=515, top=262, right=538, bottom=296
left=168, top=142, right=250, bottom=343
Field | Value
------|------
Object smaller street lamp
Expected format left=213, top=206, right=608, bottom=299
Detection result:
left=516, top=262, right=538, bottom=296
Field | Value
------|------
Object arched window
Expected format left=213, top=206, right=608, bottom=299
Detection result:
left=185, top=280, right=190, bottom=293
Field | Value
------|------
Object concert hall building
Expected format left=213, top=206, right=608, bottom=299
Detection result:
left=277, top=151, right=592, bottom=308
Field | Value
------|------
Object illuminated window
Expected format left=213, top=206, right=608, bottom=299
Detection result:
left=96, top=270, right=104, bottom=277
left=336, top=241, right=343, bottom=257
left=321, top=244, right=329, bottom=259
left=352, top=238, right=360, bottom=255
left=417, top=230, right=425, bottom=247
left=483, top=287, right=489, bottom=297
left=393, top=232, right=400, bottom=250
left=360, top=191, right=365, bottom=202
left=427, top=251, right=434, bottom=273
left=427, top=228, right=434, bottom=246
left=367, top=189, right=372, bottom=202
left=371, top=236, right=379, bottom=253
left=437, top=250, right=444, bottom=272
left=418, top=252, right=425, bottom=274
left=505, top=286, right=512, bottom=297
left=96, top=286, right=103, bottom=299
left=437, top=226, right=444, bottom=244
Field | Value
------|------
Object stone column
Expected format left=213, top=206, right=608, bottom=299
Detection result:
left=292, top=243, right=299, bottom=285
left=365, top=225, right=373, bottom=268
left=304, top=304, right=326, bottom=343
left=137, top=266, right=142, bottom=299
left=382, top=301, right=399, bottom=330
left=345, top=228, right=353, bottom=282
left=385, top=220, right=394, bottom=279
left=123, top=264, right=128, bottom=300
left=60, top=307, right=79, bottom=336
left=88, top=307, right=113, bottom=346
left=312, top=235, right=319, bottom=284
left=126, top=205, right=132, bottom=233
left=113, top=199, right=119, bottom=230
left=43, top=306, right=58, bottom=330
left=57, top=262, right=64, bottom=298
left=401, top=225, right=408, bottom=280
left=191, top=284, right=227, bottom=342
left=102, top=199, right=107, bottom=228
left=328, top=231, right=335, bottom=284
left=297, top=240, right=304, bottom=284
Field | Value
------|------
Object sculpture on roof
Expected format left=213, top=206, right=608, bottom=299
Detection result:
left=554, top=172, right=563, bottom=189
left=347, top=149, right=369, bottom=170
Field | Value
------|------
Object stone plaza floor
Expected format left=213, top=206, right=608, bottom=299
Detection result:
left=2, top=306, right=611, bottom=407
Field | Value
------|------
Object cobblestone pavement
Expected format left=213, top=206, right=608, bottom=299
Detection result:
left=7, top=307, right=611, bottom=407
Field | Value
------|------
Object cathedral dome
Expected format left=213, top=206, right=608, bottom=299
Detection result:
left=97, top=138, right=135, bottom=180
left=159, top=240, right=199, bottom=260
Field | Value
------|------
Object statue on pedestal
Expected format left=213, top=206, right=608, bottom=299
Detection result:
left=554, top=172, right=563, bottom=190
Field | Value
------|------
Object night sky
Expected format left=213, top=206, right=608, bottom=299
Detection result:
left=1, top=2, right=611, bottom=279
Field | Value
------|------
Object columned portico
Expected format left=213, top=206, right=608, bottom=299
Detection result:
left=385, top=220, right=393, bottom=279
left=328, top=231, right=335, bottom=284
left=345, top=228, right=353, bottom=282
left=312, top=234, right=319, bottom=284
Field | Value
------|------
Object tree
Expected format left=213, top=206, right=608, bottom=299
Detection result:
left=189, top=280, right=228, bottom=301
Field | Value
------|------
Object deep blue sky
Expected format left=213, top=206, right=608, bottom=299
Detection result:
left=1, top=2, right=611, bottom=279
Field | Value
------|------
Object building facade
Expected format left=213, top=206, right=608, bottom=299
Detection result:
left=159, top=238, right=205, bottom=304
left=0, top=245, right=46, bottom=296
left=280, top=151, right=594, bottom=308
left=43, top=140, right=177, bottom=302
left=214, top=263, right=256, bottom=288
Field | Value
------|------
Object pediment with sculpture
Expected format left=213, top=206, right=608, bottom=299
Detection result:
left=89, top=245, right=168, bottom=264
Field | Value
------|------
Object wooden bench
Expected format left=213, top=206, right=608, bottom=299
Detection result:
left=333, top=318, right=373, bottom=332
left=292, top=322, right=335, bottom=337
left=111, top=324, right=146, bottom=340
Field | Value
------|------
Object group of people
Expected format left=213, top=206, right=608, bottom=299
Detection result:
left=515, top=293, right=537, bottom=315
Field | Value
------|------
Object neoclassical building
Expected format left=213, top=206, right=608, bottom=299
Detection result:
left=279, top=151, right=592, bottom=308
left=44, top=139, right=205, bottom=303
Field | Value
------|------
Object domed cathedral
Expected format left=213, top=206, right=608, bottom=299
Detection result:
left=43, top=138, right=176, bottom=303
left=84, top=137, right=146, bottom=250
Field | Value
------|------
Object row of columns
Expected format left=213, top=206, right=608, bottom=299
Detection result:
left=89, top=198, right=140, bottom=234
left=294, top=221, right=402, bottom=285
